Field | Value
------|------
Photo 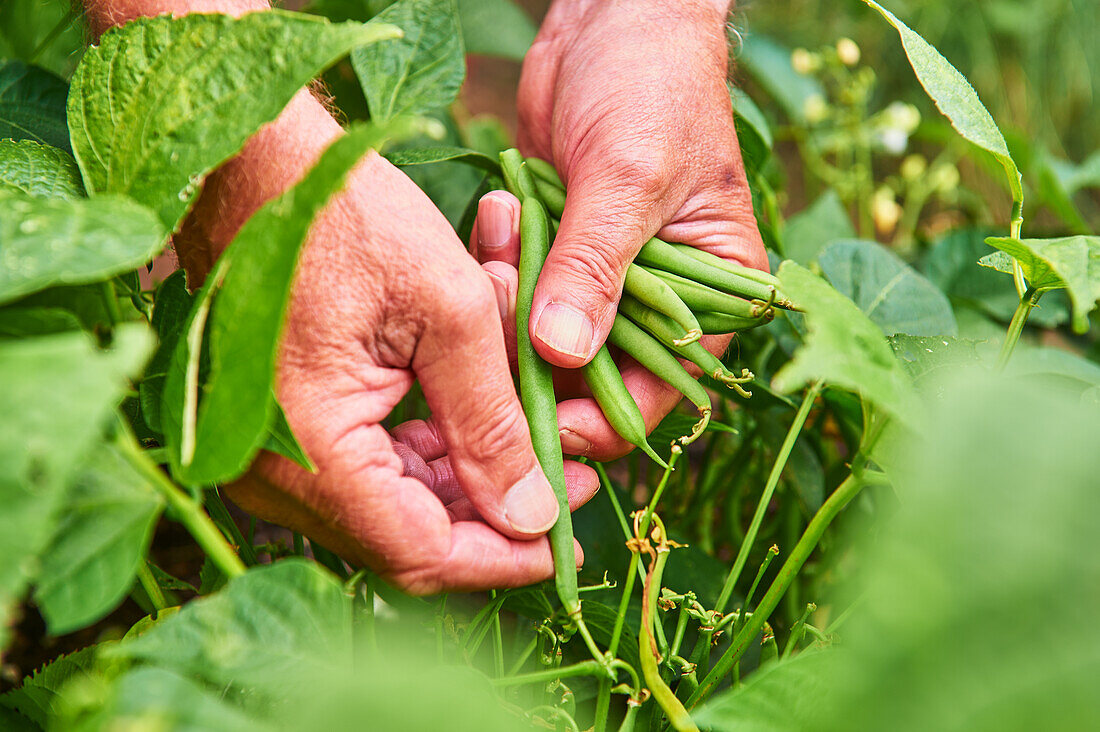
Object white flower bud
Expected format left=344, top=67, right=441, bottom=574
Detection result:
left=837, top=38, right=861, bottom=66
left=803, top=93, right=828, bottom=124
left=900, top=154, right=927, bottom=180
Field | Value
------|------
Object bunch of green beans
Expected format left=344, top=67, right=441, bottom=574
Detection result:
left=500, top=148, right=788, bottom=458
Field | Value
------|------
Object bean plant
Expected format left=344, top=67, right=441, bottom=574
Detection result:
left=1, top=1, right=1098, bottom=731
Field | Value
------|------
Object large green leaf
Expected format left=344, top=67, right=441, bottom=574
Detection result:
left=59, top=667, right=266, bottom=732
left=984, top=235, right=1100, bottom=333
left=67, top=11, right=399, bottom=232
left=457, top=0, right=535, bottom=61
left=0, top=140, right=84, bottom=199
left=385, top=144, right=500, bottom=172
left=888, top=335, right=981, bottom=385
left=772, top=262, right=920, bottom=426
left=33, top=441, right=164, bottom=635
left=352, top=0, right=465, bottom=121
left=782, top=190, right=855, bottom=265
left=819, top=239, right=957, bottom=336
left=162, top=125, right=384, bottom=485
left=0, top=190, right=166, bottom=306
left=107, top=560, right=352, bottom=685
left=0, top=1, right=85, bottom=78
left=693, top=650, right=842, bottom=731
left=0, top=325, right=153, bottom=649
left=139, top=270, right=194, bottom=435
left=0, top=646, right=98, bottom=727
left=861, top=0, right=1022, bottom=203
left=0, top=61, right=70, bottom=151
left=0, top=307, right=82, bottom=339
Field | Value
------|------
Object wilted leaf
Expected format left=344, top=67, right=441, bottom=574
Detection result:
left=819, top=239, right=957, bottom=336
left=67, top=11, right=399, bottom=232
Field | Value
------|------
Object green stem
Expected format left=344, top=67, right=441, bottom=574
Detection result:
left=119, top=438, right=245, bottom=579
left=507, top=632, right=539, bottom=677
left=203, top=489, right=258, bottom=566
left=1009, top=201, right=1027, bottom=298
left=687, top=474, right=866, bottom=708
left=100, top=280, right=123, bottom=327
left=996, top=288, right=1041, bottom=370
left=491, top=589, right=505, bottom=677
left=492, top=660, right=609, bottom=687
left=714, top=382, right=821, bottom=613
left=27, top=7, right=78, bottom=64
left=640, top=548, right=699, bottom=732
left=135, top=561, right=168, bottom=612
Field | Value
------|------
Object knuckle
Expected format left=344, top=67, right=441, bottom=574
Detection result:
left=460, top=394, right=529, bottom=464
left=435, top=274, right=498, bottom=332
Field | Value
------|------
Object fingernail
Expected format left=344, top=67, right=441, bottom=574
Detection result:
left=560, top=429, right=591, bottom=456
left=534, top=303, right=594, bottom=359
left=504, top=468, right=560, bottom=535
left=485, top=271, right=509, bottom=320
left=478, top=195, right=515, bottom=251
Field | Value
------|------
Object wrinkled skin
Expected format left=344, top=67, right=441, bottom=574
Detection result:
left=85, top=0, right=763, bottom=593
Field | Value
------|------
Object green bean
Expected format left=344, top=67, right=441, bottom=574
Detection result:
left=607, top=316, right=711, bottom=444
left=499, top=148, right=539, bottom=200
left=526, top=157, right=565, bottom=190
left=623, top=265, right=701, bottom=345
left=534, top=177, right=566, bottom=218
left=618, top=295, right=754, bottom=398
left=517, top=197, right=579, bottom=615
left=635, top=237, right=786, bottom=307
left=644, top=267, right=769, bottom=320
left=695, top=309, right=774, bottom=334
left=671, top=242, right=782, bottom=290
left=582, top=346, right=669, bottom=468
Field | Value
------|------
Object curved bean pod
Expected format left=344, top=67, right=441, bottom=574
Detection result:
left=624, top=265, right=702, bottom=345
left=582, top=346, right=670, bottom=468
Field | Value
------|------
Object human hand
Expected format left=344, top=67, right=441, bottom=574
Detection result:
left=471, top=0, right=767, bottom=461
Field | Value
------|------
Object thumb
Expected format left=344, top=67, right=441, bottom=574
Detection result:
left=529, top=164, right=670, bottom=368
left=414, top=273, right=561, bottom=540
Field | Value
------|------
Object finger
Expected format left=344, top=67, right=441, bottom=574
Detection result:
left=470, top=190, right=521, bottom=266
left=414, top=271, right=561, bottom=540
left=391, top=419, right=447, bottom=461
left=482, top=260, right=519, bottom=368
left=529, top=161, right=671, bottom=368
left=393, top=522, right=584, bottom=593
left=445, top=459, right=600, bottom=521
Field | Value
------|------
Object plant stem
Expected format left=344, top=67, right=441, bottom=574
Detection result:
left=996, top=288, right=1041, bottom=370
left=491, top=589, right=505, bottom=677
left=100, top=280, right=123, bottom=327
left=120, top=438, right=245, bottom=579
left=203, top=488, right=258, bottom=566
left=1009, top=201, right=1027, bottom=297
left=714, top=382, right=821, bottom=613
left=135, top=560, right=168, bottom=612
left=27, top=7, right=78, bottom=64
left=492, top=660, right=608, bottom=687
left=687, top=473, right=865, bottom=708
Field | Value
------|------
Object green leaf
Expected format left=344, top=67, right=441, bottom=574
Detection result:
left=0, top=140, right=84, bottom=199
left=729, top=85, right=773, bottom=151
left=264, top=397, right=316, bottom=472
left=819, top=239, right=957, bottom=337
left=888, top=335, right=982, bottom=385
left=139, top=270, right=193, bottom=435
left=0, top=60, right=70, bottom=151
left=0, top=646, right=98, bottom=727
left=67, top=11, right=400, bottom=232
left=34, top=441, right=165, bottom=635
left=58, top=667, right=267, bottom=732
left=693, top=650, right=842, bottom=731
left=984, top=235, right=1100, bottom=333
left=0, top=190, right=167, bottom=306
left=926, top=228, right=1068, bottom=328
left=162, top=125, right=385, bottom=485
left=0, top=1, right=85, bottom=78
left=385, top=144, right=500, bottom=173
left=861, top=0, right=1022, bottom=203
left=0, top=307, right=83, bottom=338
left=352, top=0, right=465, bottom=122
left=456, top=0, right=535, bottom=61
left=739, top=35, right=825, bottom=125
left=782, top=190, right=855, bottom=265
left=772, top=262, right=920, bottom=427
left=823, top=372, right=1100, bottom=730
left=107, top=560, right=352, bottom=686
left=0, top=325, right=153, bottom=650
